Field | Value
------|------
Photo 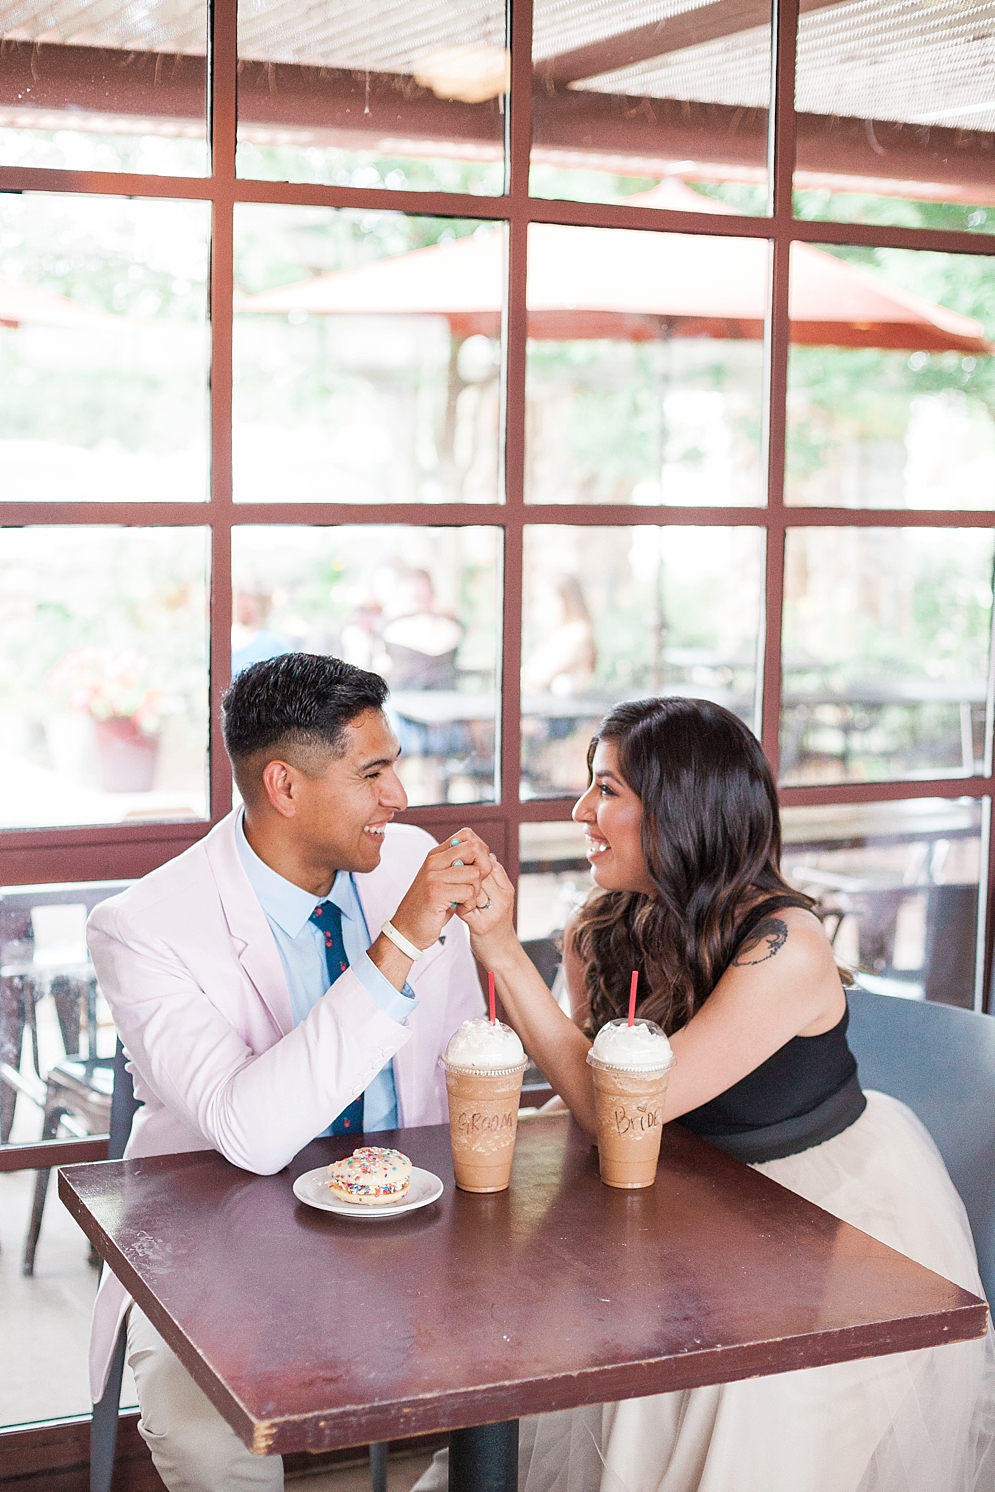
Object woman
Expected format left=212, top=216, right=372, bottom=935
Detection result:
left=454, top=697, right=995, bottom=1492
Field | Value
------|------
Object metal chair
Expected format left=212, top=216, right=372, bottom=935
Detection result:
left=846, top=984, right=995, bottom=1307
left=521, top=937, right=562, bottom=992
left=22, top=1055, right=114, bottom=1274
left=1, top=884, right=121, bottom=1142
left=90, top=1039, right=141, bottom=1492
left=0, top=904, right=42, bottom=1143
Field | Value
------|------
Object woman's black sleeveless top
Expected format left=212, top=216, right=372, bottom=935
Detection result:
left=677, top=897, right=866, bottom=1164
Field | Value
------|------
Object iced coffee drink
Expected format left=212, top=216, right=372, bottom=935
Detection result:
left=443, top=1018, right=528, bottom=1193
left=587, top=1019, right=674, bottom=1189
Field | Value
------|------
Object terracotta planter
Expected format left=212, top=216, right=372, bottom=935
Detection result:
left=94, top=716, right=159, bottom=793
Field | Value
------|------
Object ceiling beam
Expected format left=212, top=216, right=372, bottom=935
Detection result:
left=236, top=57, right=504, bottom=143
left=0, top=41, right=206, bottom=119
left=0, top=43, right=992, bottom=203
left=535, top=0, right=849, bottom=87
left=531, top=86, right=995, bottom=199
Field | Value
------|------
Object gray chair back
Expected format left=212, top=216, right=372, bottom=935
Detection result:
left=846, top=985, right=995, bottom=1308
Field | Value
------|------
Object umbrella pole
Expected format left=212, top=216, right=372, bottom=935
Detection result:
left=439, top=332, right=468, bottom=501
left=651, top=321, right=675, bottom=690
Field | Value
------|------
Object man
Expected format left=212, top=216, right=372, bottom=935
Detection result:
left=87, top=653, right=491, bottom=1492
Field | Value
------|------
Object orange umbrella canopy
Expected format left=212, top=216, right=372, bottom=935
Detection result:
left=0, top=277, right=113, bottom=329
left=238, top=199, right=989, bottom=354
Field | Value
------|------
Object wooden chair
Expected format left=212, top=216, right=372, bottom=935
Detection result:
left=847, top=984, right=995, bottom=1306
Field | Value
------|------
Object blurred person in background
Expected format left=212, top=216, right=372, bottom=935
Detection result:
left=383, top=568, right=468, bottom=773
left=521, top=575, right=600, bottom=794
left=339, top=583, right=386, bottom=674
left=382, top=568, right=464, bottom=692
left=522, top=574, right=597, bottom=698
left=230, top=588, right=292, bottom=676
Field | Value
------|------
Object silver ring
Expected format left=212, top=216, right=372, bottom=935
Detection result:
left=453, top=858, right=463, bottom=868
left=485, top=900, right=492, bottom=909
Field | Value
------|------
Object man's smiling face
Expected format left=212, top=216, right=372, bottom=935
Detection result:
left=293, top=708, right=407, bottom=875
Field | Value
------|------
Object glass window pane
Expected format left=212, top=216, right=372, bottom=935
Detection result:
left=0, top=528, right=210, bottom=828
left=236, top=0, right=507, bottom=193
left=793, top=2, right=995, bottom=234
left=517, top=819, right=590, bottom=943
left=780, top=527, right=994, bottom=786
left=525, top=225, right=767, bottom=506
left=785, top=244, right=995, bottom=510
left=231, top=526, right=500, bottom=806
left=0, top=2, right=207, bottom=176
left=781, top=798, right=986, bottom=1010
left=531, top=0, right=770, bottom=210
left=522, top=525, right=764, bottom=799
left=517, top=803, right=987, bottom=1014
left=0, top=195, right=210, bottom=504
left=0, top=880, right=139, bottom=1426
left=233, top=206, right=503, bottom=504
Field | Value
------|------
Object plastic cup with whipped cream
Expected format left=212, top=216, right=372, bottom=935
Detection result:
left=442, top=1018, right=529, bottom=1193
left=586, top=1018, right=674, bottom=1189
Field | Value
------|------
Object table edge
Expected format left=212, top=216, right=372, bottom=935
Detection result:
left=245, top=1299, right=990, bottom=1455
left=58, top=1165, right=990, bottom=1457
left=59, top=1169, right=262, bottom=1448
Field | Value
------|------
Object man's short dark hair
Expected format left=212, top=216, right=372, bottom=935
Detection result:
left=222, top=654, right=389, bottom=770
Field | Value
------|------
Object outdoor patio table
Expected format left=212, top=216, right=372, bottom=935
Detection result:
left=59, top=1115, right=988, bottom=1492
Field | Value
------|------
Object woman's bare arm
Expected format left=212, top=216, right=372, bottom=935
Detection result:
left=490, top=940, right=599, bottom=1132
left=462, top=867, right=847, bottom=1136
left=462, top=867, right=599, bottom=1131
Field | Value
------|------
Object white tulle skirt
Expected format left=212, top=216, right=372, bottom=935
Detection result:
left=412, top=1091, right=995, bottom=1492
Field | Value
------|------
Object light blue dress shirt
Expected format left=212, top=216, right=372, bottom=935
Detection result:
left=235, top=811, right=417, bottom=1132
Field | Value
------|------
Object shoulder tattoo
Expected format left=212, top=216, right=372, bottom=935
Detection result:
left=732, top=917, right=789, bottom=967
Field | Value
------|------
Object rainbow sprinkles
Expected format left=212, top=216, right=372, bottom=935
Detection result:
left=326, top=1146, right=413, bottom=1206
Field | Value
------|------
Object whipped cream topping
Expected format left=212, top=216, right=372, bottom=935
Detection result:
left=589, top=1018, right=673, bottom=1071
left=444, top=1017, right=526, bottom=1069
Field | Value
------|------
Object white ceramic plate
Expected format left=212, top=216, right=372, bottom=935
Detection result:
left=293, top=1164, right=444, bottom=1219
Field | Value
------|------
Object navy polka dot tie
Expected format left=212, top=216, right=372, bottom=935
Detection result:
left=310, top=901, right=364, bottom=1136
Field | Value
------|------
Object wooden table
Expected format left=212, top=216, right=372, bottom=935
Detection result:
left=60, top=1117, right=988, bottom=1491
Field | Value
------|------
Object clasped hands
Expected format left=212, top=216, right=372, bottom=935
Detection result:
left=390, top=827, right=516, bottom=956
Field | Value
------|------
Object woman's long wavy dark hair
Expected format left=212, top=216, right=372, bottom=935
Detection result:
left=571, top=696, right=815, bottom=1038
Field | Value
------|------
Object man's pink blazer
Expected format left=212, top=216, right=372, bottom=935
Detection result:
left=85, top=811, right=483, bottom=1399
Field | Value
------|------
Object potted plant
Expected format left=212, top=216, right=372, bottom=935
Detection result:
left=46, top=647, right=165, bottom=792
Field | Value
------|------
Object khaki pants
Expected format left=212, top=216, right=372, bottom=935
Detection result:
left=127, top=1306, right=284, bottom=1492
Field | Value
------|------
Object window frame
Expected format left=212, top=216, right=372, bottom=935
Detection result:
left=4, top=2, right=995, bottom=1465
left=0, top=0, right=993, bottom=1012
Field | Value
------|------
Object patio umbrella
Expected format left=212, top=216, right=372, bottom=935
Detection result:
left=236, top=182, right=990, bottom=354
left=0, top=276, right=113, bottom=329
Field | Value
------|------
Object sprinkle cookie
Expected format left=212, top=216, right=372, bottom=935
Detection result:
left=327, top=1146, right=413, bottom=1205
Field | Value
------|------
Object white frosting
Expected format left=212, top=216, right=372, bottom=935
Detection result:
left=589, top=1018, right=673, bottom=1071
left=444, top=1017, right=526, bottom=1069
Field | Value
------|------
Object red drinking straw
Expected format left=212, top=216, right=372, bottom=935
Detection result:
left=488, top=970, right=496, bottom=1025
left=628, top=970, right=638, bottom=1026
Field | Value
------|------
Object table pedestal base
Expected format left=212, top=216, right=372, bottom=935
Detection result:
left=449, top=1420, right=519, bottom=1492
